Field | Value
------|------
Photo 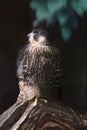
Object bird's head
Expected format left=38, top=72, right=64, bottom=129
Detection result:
left=27, top=29, right=48, bottom=45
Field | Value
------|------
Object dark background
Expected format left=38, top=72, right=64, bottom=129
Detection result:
left=0, top=0, right=87, bottom=114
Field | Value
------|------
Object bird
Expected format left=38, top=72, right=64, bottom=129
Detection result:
left=16, top=28, right=62, bottom=104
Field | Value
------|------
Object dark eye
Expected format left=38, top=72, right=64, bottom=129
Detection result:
left=34, top=31, right=38, bottom=34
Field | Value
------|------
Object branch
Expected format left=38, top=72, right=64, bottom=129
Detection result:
left=0, top=100, right=87, bottom=130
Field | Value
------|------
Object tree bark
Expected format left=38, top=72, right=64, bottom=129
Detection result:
left=0, top=100, right=87, bottom=130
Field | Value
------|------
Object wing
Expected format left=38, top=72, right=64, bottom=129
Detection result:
left=48, top=47, right=63, bottom=98
left=37, top=46, right=63, bottom=98
left=16, top=44, right=29, bottom=78
left=49, top=47, right=63, bottom=87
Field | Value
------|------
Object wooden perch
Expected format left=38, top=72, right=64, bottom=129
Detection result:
left=0, top=100, right=87, bottom=130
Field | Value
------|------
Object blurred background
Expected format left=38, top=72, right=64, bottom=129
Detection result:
left=0, top=0, right=87, bottom=114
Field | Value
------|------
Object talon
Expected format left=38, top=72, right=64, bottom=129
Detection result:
left=40, top=98, right=47, bottom=103
left=34, top=98, right=38, bottom=106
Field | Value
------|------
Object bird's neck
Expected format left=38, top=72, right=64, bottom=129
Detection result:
left=29, top=40, right=49, bottom=48
left=28, top=41, right=50, bottom=52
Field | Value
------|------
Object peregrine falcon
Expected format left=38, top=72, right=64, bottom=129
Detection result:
left=16, top=28, right=62, bottom=103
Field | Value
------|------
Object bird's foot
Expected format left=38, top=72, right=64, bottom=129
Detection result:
left=29, top=98, right=47, bottom=106
left=40, top=98, right=47, bottom=103
left=34, top=98, right=38, bottom=106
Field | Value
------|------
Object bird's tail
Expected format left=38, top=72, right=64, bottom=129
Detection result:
left=17, top=90, right=25, bottom=102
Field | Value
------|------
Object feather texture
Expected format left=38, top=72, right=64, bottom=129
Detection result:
left=17, top=43, right=62, bottom=101
left=17, top=29, right=62, bottom=102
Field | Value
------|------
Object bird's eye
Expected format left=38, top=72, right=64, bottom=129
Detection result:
left=34, top=31, right=38, bottom=34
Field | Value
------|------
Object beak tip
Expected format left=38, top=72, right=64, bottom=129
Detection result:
left=27, top=32, right=34, bottom=38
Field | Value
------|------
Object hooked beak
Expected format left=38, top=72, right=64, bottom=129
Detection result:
left=27, top=32, right=34, bottom=38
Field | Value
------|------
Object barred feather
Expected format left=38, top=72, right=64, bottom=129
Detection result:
left=17, top=42, right=62, bottom=101
left=17, top=29, right=63, bottom=102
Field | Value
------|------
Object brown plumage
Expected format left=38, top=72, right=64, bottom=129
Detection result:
left=16, top=29, right=62, bottom=103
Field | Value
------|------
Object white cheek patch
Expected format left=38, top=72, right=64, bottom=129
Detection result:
left=29, top=37, right=36, bottom=44
left=38, top=36, right=46, bottom=43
